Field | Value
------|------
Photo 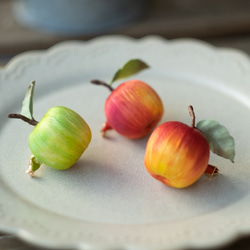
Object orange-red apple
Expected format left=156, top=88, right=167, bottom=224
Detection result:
left=144, top=106, right=210, bottom=188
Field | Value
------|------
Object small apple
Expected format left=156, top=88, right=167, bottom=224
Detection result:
left=98, top=79, right=163, bottom=139
left=8, top=81, right=91, bottom=176
left=28, top=106, right=91, bottom=171
left=144, top=105, right=235, bottom=188
left=91, top=59, right=163, bottom=139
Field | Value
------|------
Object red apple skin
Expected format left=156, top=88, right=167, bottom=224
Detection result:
left=144, top=121, right=210, bottom=188
left=103, top=80, right=163, bottom=139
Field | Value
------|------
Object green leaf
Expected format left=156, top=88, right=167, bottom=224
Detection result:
left=110, top=59, right=149, bottom=85
left=21, top=81, right=35, bottom=120
left=196, top=119, right=235, bottom=163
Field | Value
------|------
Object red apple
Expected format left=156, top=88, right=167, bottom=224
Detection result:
left=93, top=79, right=163, bottom=139
left=144, top=106, right=210, bottom=188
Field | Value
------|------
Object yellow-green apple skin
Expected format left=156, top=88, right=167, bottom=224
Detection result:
left=103, top=79, right=163, bottom=139
left=144, top=121, right=210, bottom=188
left=28, top=106, right=91, bottom=170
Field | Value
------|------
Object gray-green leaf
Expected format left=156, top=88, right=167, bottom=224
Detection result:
left=197, top=119, right=235, bottom=163
left=21, top=81, right=35, bottom=120
left=110, top=59, right=149, bottom=85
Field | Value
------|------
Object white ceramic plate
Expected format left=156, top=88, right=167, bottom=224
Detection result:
left=0, top=35, right=250, bottom=250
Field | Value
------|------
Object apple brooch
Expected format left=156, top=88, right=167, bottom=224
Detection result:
left=91, top=59, right=164, bottom=139
left=8, top=81, right=92, bottom=176
left=144, top=105, right=235, bottom=188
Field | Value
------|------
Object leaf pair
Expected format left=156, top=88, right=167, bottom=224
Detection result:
left=19, top=59, right=149, bottom=124
left=109, top=60, right=236, bottom=163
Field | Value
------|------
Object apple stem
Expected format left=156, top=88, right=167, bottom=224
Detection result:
left=100, top=121, right=113, bottom=136
left=8, top=113, right=38, bottom=126
left=204, top=164, right=219, bottom=177
left=188, top=105, right=195, bottom=128
left=90, top=79, right=114, bottom=92
left=26, top=155, right=42, bottom=177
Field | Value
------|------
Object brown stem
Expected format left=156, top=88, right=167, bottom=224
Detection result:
left=100, top=121, right=113, bottom=137
left=90, top=79, right=114, bottom=92
left=188, top=105, right=195, bottom=128
left=204, top=164, right=219, bottom=177
left=8, top=113, right=38, bottom=126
